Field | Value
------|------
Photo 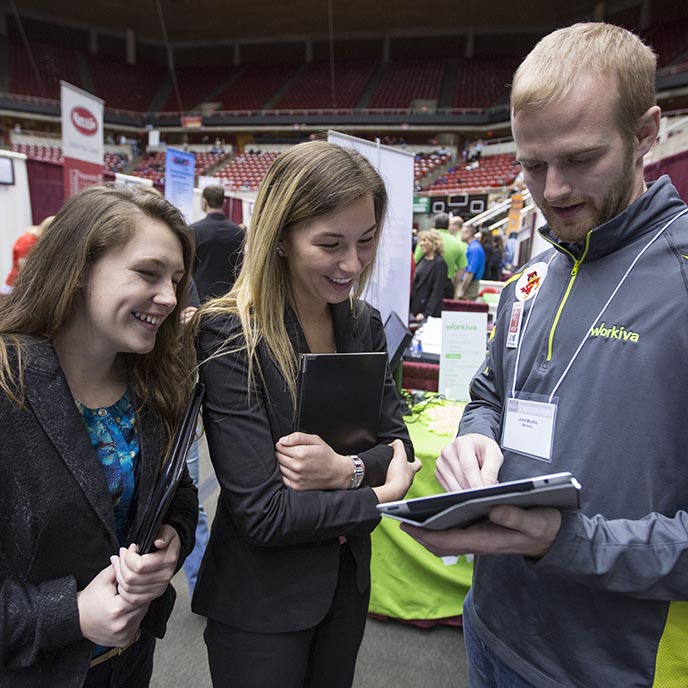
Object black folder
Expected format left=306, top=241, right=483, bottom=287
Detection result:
left=133, top=382, right=206, bottom=554
left=296, top=352, right=387, bottom=455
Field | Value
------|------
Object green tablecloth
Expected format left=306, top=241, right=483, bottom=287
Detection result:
left=369, top=398, right=473, bottom=621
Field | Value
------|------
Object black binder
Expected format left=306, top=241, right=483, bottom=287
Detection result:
left=133, top=382, right=206, bottom=554
left=296, top=352, right=387, bottom=455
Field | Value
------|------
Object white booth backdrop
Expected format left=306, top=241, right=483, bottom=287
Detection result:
left=0, top=151, right=33, bottom=285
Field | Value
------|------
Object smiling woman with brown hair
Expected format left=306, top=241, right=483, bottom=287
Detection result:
left=0, top=184, right=198, bottom=688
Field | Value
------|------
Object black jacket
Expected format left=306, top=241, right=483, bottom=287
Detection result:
left=0, top=339, right=198, bottom=688
left=192, top=299, right=413, bottom=632
left=410, top=255, right=448, bottom=318
left=190, top=212, right=244, bottom=301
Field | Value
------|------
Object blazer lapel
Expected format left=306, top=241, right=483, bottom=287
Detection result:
left=23, top=342, right=118, bottom=542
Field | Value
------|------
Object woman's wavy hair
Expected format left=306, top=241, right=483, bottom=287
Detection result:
left=198, top=140, right=388, bottom=402
left=418, top=229, right=444, bottom=256
left=0, top=184, right=196, bottom=453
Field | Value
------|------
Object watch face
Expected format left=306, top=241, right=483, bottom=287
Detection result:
left=351, top=456, right=364, bottom=489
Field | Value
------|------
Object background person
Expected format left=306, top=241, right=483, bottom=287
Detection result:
left=456, top=225, right=485, bottom=300
left=190, top=184, right=244, bottom=301
left=410, top=228, right=448, bottom=322
left=403, top=23, right=688, bottom=688
left=503, top=230, right=519, bottom=272
left=0, top=185, right=198, bottom=687
left=489, top=233, right=505, bottom=280
left=456, top=225, right=485, bottom=301
left=1, top=215, right=53, bottom=294
left=192, top=141, right=421, bottom=688
left=414, top=212, right=467, bottom=298
left=448, top=215, right=464, bottom=237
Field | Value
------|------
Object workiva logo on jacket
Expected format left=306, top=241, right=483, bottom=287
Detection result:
left=589, top=322, right=639, bottom=343
left=71, top=107, right=98, bottom=136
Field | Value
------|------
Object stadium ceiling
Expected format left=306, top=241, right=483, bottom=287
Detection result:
left=5, top=0, right=678, bottom=45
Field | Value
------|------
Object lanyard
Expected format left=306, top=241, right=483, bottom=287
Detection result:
left=511, top=208, right=688, bottom=403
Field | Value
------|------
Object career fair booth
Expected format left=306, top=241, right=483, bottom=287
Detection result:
left=370, top=302, right=489, bottom=625
left=370, top=396, right=473, bottom=624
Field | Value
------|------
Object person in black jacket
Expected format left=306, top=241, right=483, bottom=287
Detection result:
left=0, top=185, right=198, bottom=688
left=190, top=184, right=244, bottom=300
left=193, top=141, right=421, bottom=688
left=410, top=228, right=448, bottom=322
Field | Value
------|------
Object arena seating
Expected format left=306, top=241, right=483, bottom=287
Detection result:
left=414, top=151, right=452, bottom=184
left=273, top=60, right=377, bottom=110
left=162, top=65, right=238, bottom=112
left=11, top=144, right=128, bottom=173
left=646, top=20, right=688, bottom=68
left=215, top=64, right=301, bottom=112
left=130, top=152, right=166, bottom=183
left=368, top=59, right=446, bottom=109
left=212, top=151, right=281, bottom=191
left=451, top=57, right=517, bottom=109
left=9, top=38, right=81, bottom=101
left=5, top=35, right=686, bottom=116
left=88, top=57, right=165, bottom=112
left=130, top=151, right=230, bottom=184
left=429, top=153, right=518, bottom=192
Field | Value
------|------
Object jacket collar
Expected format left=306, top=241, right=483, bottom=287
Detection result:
left=22, top=339, right=162, bottom=546
left=538, top=175, right=686, bottom=263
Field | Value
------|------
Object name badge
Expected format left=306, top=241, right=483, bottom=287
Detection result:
left=501, top=395, right=558, bottom=462
left=506, top=301, right=524, bottom=348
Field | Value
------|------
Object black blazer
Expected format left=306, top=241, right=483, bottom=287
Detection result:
left=410, top=255, right=448, bottom=318
left=193, top=300, right=413, bottom=633
left=0, top=339, right=198, bottom=688
left=190, top=212, right=244, bottom=301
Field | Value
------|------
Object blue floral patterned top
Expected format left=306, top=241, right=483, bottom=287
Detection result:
left=76, top=391, right=140, bottom=546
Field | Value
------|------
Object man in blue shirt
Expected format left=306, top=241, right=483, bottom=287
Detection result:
left=456, top=225, right=485, bottom=300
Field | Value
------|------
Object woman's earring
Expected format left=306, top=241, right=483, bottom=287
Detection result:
left=276, top=245, right=286, bottom=257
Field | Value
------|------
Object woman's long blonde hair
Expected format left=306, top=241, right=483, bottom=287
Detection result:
left=199, top=140, right=388, bottom=401
left=0, top=184, right=196, bottom=452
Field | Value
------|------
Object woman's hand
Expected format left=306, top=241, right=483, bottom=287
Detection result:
left=77, top=564, right=149, bottom=647
left=373, top=439, right=422, bottom=503
left=275, top=432, right=351, bottom=490
left=111, top=525, right=181, bottom=607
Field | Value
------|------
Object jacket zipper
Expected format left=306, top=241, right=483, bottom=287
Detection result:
left=540, top=231, right=592, bottom=361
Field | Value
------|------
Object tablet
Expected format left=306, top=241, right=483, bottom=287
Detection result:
left=377, top=472, right=581, bottom=530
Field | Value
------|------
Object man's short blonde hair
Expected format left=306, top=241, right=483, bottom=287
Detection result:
left=511, top=23, right=657, bottom=141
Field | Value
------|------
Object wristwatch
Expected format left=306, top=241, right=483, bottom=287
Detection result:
left=349, top=455, right=365, bottom=489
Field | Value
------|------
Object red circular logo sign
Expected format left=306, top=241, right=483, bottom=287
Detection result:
left=71, top=107, right=98, bottom=136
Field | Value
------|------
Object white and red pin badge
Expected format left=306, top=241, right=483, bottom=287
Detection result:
left=515, top=262, right=548, bottom=302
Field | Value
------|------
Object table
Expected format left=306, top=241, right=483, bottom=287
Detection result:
left=369, top=397, right=473, bottom=623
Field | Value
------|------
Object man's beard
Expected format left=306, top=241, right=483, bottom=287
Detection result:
left=542, top=143, right=636, bottom=244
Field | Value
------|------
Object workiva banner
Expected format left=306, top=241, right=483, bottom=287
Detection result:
left=61, top=81, right=104, bottom=198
